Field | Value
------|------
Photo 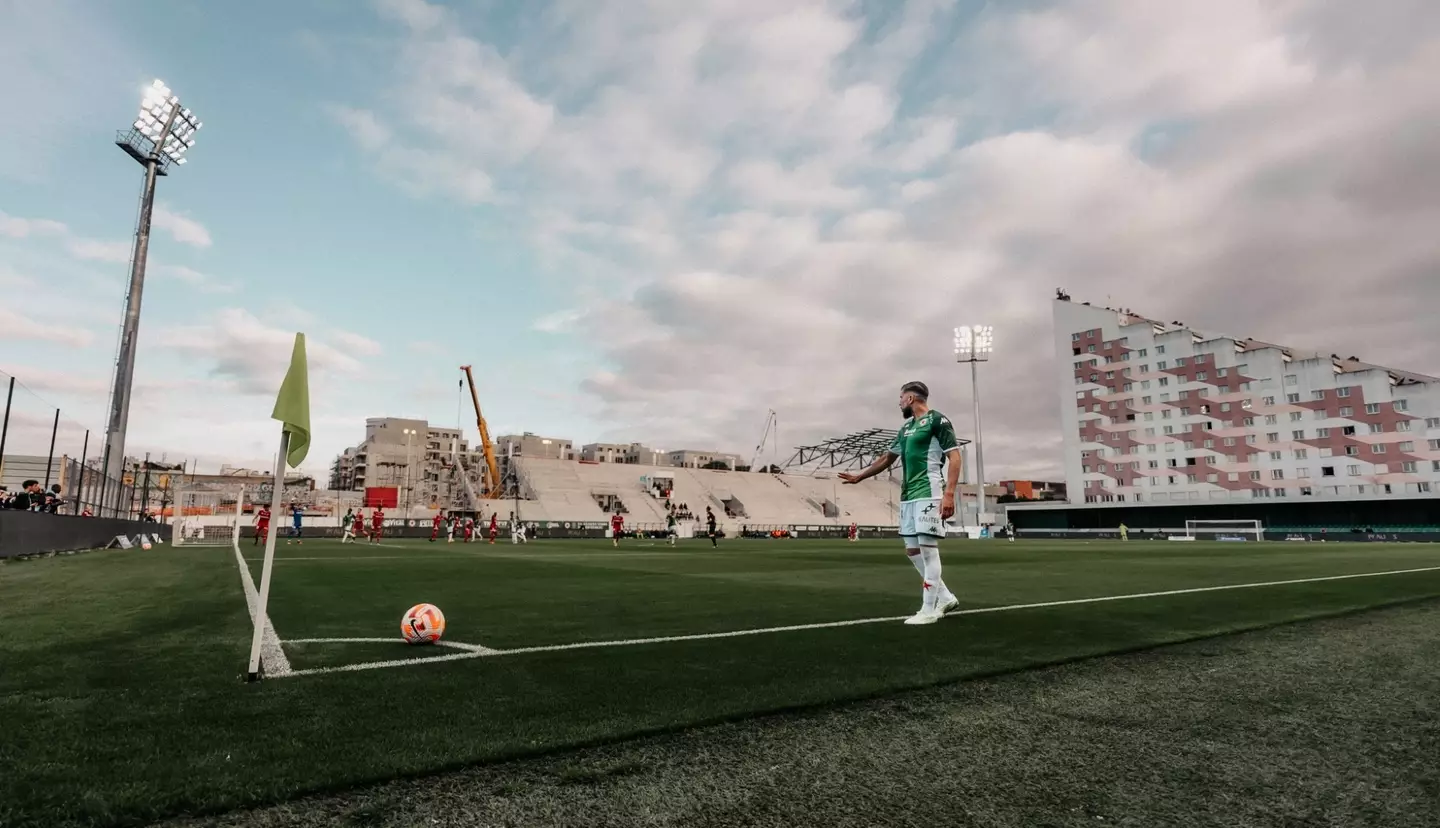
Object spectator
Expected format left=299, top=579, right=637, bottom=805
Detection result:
left=7, top=480, right=44, bottom=510
left=46, top=484, right=63, bottom=514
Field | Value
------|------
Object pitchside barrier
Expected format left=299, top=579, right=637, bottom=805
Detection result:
left=1018, top=527, right=1440, bottom=543
left=0, top=510, right=172, bottom=558
left=232, top=522, right=904, bottom=541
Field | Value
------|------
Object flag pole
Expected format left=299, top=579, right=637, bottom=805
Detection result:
left=246, top=430, right=289, bottom=681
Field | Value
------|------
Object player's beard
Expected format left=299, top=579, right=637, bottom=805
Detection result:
left=901, top=405, right=914, bottom=419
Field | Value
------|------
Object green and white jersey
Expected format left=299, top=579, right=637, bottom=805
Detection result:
left=889, top=410, right=959, bottom=502
left=667, top=514, right=677, bottom=528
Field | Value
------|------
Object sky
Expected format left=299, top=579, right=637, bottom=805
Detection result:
left=3, top=0, right=1439, bottom=481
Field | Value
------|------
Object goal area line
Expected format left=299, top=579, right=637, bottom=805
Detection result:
left=272, top=564, right=1440, bottom=679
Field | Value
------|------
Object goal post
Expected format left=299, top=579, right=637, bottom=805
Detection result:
left=172, top=486, right=244, bottom=548
left=1184, top=519, right=1264, bottom=542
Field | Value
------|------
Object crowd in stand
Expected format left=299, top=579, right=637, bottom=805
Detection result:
left=1, top=480, right=69, bottom=513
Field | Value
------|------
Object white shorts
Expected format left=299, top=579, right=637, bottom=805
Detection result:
left=899, top=498, right=944, bottom=540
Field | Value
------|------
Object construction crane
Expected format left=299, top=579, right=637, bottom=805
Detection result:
left=749, top=409, right=778, bottom=472
left=460, top=365, right=503, bottom=498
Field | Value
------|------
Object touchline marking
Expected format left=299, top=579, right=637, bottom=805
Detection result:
left=231, top=542, right=292, bottom=677
left=276, top=564, right=1440, bottom=679
left=285, top=637, right=500, bottom=655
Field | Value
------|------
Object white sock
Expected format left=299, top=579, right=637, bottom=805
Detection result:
left=921, top=547, right=951, bottom=608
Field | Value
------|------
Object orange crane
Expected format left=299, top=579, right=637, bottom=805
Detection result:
left=460, top=365, right=503, bottom=498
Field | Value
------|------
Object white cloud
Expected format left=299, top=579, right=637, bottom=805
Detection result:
left=0, top=211, right=67, bottom=238
left=155, top=309, right=364, bottom=394
left=152, top=205, right=213, bottom=248
left=0, top=309, right=95, bottom=347
left=329, top=329, right=383, bottom=357
left=156, top=264, right=235, bottom=293
left=325, top=0, right=1440, bottom=479
left=66, top=238, right=132, bottom=263
left=533, top=308, right=584, bottom=333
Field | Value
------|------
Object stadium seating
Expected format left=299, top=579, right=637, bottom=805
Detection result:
left=513, top=458, right=903, bottom=529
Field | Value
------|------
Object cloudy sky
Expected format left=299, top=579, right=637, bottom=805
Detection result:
left=3, top=0, right=1438, bottom=481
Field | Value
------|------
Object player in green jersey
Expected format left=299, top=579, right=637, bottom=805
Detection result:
left=840, top=381, right=961, bottom=625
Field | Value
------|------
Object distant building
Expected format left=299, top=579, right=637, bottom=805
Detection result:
left=581, top=442, right=667, bottom=465
left=999, top=480, right=1067, bottom=501
left=1053, top=296, right=1440, bottom=505
left=495, top=433, right=574, bottom=461
left=332, top=417, right=487, bottom=513
left=667, top=450, right=741, bottom=470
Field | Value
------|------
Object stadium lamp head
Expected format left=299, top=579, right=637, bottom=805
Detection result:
left=953, top=325, right=994, bottom=362
left=121, top=79, right=202, bottom=170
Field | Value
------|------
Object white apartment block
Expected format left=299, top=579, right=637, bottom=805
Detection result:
left=1053, top=298, right=1440, bottom=506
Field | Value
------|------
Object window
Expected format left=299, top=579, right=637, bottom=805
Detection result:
left=1123, top=382, right=1134, bottom=391
left=1402, top=461, right=1417, bottom=473
left=1339, top=406, right=1353, bottom=417
left=1419, top=482, right=1433, bottom=493
left=1241, top=399, right=1253, bottom=409
left=1314, top=410, right=1327, bottom=420
left=1243, top=417, right=1256, bottom=427
left=1365, top=403, right=1380, bottom=415
left=1345, top=446, right=1359, bottom=456
left=1427, top=418, right=1440, bottom=429
left=1295, top=449, right=1308, bottom=459
left=1292, top=430, right=1305, bottom=440
left=1204, top=439, right=1215, bottom=448
left=1072, top=332, right=1081, bottom=341
left=1249, top=470, right=1262, bottom=480
left=1373, top=444, right=1386, bottom=454
left=1163, top=425, right=1175, bottom=435
left=1283, top=374, right=1297, bottom=386
left=1266, top=432, right=1280, bottom=443
left=1347, top=465, right=1361, bottom=476
left=1271, top=469, right=1284, bottom=480
left=1228, top=473, right=1239, bottom=482
left=1105, top=371, right=1115, bottom=379
left=1142, top=395, right=1153, bottom=404
left=1269, top=450, right=1283, bottom=460
left=1218, top=367, right=1228, bottom=377
left=1370, top=423, right=1385, bottom=434
left=1186, top=474, right=1198, bottom=484
left=1395, top=399, right=1408, bottom=411
left=1082, top=465, right=1091, bottom=474
left=1286, top=393, right=1300, bottom=403
left=1435, top=461, right=1440, bottom=472
left=1181, top=407, right=1192, bottom=416
left=1273, top=488, right=1287, bottom=498
left=1160, top=393, right=1172, bottom=402
left=1397, top=420, right=1411, bottom=432
left=1399, top=441, right=1414, bottom=452
left=1375, top=464, right=1389, bottom=475
left=1311, top=390, right=1326, bottom=400
left=1197, top=371, right=1207, bottom=381
left=1262, top=396, right=1275, bottom=406
left=1175, top=357, right=1188, bottom=367
left=1321, top=466, right=1335, bottom=477
left=1265, top=414, right=1278, bottom=425
left=1336, top=386, right=1353, bottom=397
left=1300, top=487, right=1313, bottom=496
left=1141, top=380, right=1152, bottom=390
left=1430, top=439, right=1440, bottom=450
left=1179, top=390, right=1190, bottom=400
left=1184, top=443, right=1195, bottom=452
left=1156, top=360, right=1168, bottom=370
left=1342, top=425, right=1356, bottom=436
left=1298, top=468, right=1311, bottom=478
left=1200, top=404, right=1211, bottom=414
left=1087, top=344, right=1096, bottom=353
left=1223, top=437, right=1236, bottom=446
left=1246, top=435, right=1258, bottom=445
left=1159, top=377, right=1170, bottom=387
left=1320, top=448, right=1333, bottom=458
left=1148, top=460, right=1159, bottom=469
left=1221, top=402, right=1232, bottom=412
left=1207, top=473, right=1218, bottom=483
left=1289, top=411, right=1302, bottom=422
left=1156, top=345, right=1166, bottom=354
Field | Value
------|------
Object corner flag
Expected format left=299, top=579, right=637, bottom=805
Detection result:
left=247, top=331, right=311, bottom=681
left=271, top=333, right=310, bottom=468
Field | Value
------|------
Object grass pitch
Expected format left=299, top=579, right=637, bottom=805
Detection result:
left=4, top=537, right=1440, bottom=827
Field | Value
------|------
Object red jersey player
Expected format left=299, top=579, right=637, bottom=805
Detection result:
left=430, top=512, right=443, bottom=542
left=370, top=508, right=384, bottom=543
left=346, top=509, right=365, bottom=543
left=463, top=517, right=474, bottom=542
left=611, top=511, right=624, bottom=547
left=488, top=514, right=498, bottom=544
left=254, top=506, right=271, bottom=546
left=848, top=522, right=858, bottom=543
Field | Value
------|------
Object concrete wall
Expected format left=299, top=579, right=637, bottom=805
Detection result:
left=0, top=511, right=172, bottom=558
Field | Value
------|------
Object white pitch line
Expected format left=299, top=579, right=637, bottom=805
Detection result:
left=231, top=542, right=292, bottom=677
left=277, top=564, right=1440, bottom=679
left=285, top=637, right=500, bottom=655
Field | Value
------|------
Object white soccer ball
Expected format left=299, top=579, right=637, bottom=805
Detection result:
left=401, top=603, right=446, bottom=645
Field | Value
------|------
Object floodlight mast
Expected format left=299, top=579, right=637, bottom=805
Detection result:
left=954, top=325, right=993, bottom=531
left=101, top=80, right=202, bottom=515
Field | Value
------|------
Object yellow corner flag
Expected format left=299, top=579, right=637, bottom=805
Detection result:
left=271, top=333, right=311, bottom=468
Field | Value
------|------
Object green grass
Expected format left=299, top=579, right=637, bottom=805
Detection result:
left=4, top=537, right=1440, bottom=827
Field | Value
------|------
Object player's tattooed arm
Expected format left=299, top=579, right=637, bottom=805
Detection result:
left=941, top=448, right=962, bottom=519
left=838, top=452, right=897, bottom=484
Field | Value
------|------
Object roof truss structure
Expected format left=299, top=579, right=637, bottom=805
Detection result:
left=783, top=428, right=972, bottom=472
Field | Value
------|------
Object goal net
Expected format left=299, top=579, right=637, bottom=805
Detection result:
left=1184, top=519, right=1264, bottom=542
left=172, top=487, right=243, bottom=547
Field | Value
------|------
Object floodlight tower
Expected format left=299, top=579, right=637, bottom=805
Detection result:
left=954, top=325, right=994, bottom=528
left=102, top=80, right=202, bottom=509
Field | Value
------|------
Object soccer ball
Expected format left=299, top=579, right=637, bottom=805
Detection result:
left=401, top=603, right=446, bottom=645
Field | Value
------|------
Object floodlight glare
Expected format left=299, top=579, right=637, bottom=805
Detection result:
left=953, top=324, right=994, bottom=362
left=951, top=323, right=994, bottom=528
